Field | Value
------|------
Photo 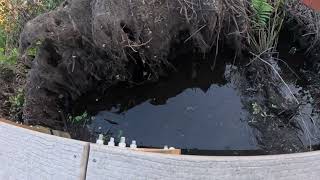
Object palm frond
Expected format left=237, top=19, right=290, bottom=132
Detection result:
left=252, top=0, right=273, bottom=26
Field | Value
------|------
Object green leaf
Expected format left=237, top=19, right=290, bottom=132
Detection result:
left=252, top=0, right=273, bottom=26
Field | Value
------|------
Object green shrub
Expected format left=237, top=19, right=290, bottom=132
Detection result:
left=9, top=88, right=25, bottom=115
left=0, top=48, right=18, bottom=65
left=1, top=0, right=63, bottom=52
left=0, top=28, right=5, bottom=49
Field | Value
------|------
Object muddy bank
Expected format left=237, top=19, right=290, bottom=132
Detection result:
left=19, top=0, right=250, bottom=128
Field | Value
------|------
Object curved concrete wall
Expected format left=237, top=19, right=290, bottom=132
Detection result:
left=1, top=120, right=320, bottom=180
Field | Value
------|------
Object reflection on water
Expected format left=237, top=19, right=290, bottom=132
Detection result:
left=92, top=85, right=256, bottom=150
left=70, top=44, right=320, bottom=154
left=76, top=59, right=259, bottom=151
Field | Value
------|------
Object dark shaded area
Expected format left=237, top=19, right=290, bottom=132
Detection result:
left=74, top=53, right=231, bottom=114
left=285, top=1, right=320, bottom=68
left=182, top=149, right=267, bottom=156
left=0, top=65, right=15, bottom=118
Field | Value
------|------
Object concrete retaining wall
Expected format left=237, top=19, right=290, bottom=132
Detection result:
left=1, top=120, right=320, bottom=180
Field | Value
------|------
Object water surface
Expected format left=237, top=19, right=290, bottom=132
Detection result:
left=78, top=60, right=259, bottom=151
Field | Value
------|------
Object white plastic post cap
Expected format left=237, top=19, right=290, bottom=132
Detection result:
left=130, top=140, right=137, bottom=149
left=98, top=134, right=104, bottom=140
left=96, top=134, right=104, bottom=145
left=108, top=137, right=115, bottom=146
left=118, top=137, right=126, bottom=148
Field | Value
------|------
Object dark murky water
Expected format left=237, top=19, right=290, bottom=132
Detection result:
left=92, top=81, right=255, bottom=150
left=74, top=58, right=260, bottom=152
left=72, top=49, right=320, bottom=155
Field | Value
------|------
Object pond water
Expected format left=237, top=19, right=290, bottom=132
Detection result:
left=74, top=58, right=261, bottom=153
left=71, top=49, right=320, bottom=155
left=92, top=82, right=255, bottom=150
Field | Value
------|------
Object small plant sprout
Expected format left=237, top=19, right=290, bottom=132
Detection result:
left=118, top=137, right=126, bottom=148
left=108, top=137, right=115, bottom=146
left=252, top=102, right=262, bottom=115
left=9, top=88, right=25, bottom=118
left=68, top=111, right=89, bottom=125
left=9, top=88, right=24, bottom=107
left=96, top=134, right=104, bottom=145
left=252, top=102, right=270, bottom=118
left=130, top=140, right=137, bottom=149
